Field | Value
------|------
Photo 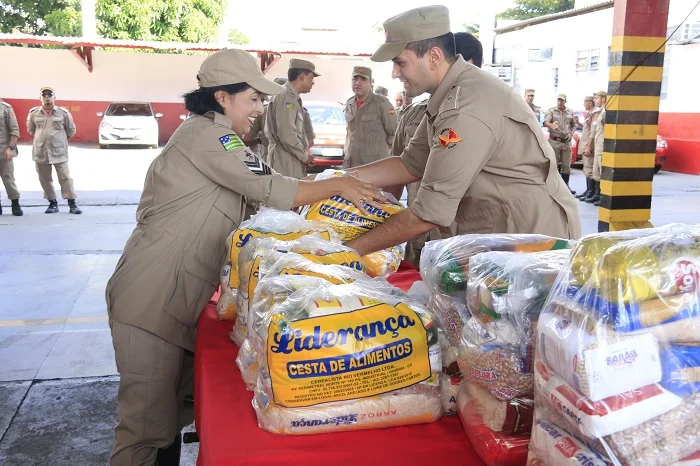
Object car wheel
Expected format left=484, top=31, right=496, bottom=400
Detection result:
left=100, top=144, right=109, bottom=149
left=654, top=165, right=661, bottom=173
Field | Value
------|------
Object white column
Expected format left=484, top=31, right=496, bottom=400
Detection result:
left=81, top=0, right=97, bottom=38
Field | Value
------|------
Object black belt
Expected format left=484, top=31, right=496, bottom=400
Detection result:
left=550, top=136, right=570, bottom=143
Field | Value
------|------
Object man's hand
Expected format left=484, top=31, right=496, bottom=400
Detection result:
left=551, top=121, right=559, bottom=129
left=5, top=147, right=12, bottom=160
left=305, top=154, right=315, bottom=167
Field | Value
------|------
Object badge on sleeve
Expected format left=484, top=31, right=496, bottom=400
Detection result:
left=219, top=134, right=245, bottom=151
left=438, top=128, right=462, bottom=149
left=388, top=108, right=395, bottom=115
left=236, top=148, right=272, bottom=176
left=286, top=102, right=295, bottom=111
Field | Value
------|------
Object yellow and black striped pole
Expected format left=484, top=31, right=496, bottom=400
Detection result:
left=599, top=0, right=670, bottom=232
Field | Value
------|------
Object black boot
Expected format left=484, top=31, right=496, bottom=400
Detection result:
left=11, top=199, right=23, bottom=216
left=561, top=173, right=576, bottom=195
left=156, top=434, right=181, bottom=466
left=68, top=199, right=82, bottom=215
left=577, top=178, right=592, bottom=200
left=586, top=181, right=600, bottom=204
left=45, top=200, right=59, bottom=214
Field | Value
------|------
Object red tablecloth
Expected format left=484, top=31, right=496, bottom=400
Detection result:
left=194, top=262, right=484, bottom=466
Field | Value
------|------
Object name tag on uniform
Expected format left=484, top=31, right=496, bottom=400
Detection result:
left=237, top=148, right=271, bottom=176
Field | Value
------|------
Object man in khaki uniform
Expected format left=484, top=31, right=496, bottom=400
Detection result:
left=27, top=87, right=82, bottom=214
left=343, top=66, right=398, bottom=168
left=544, top=94, right=576, bottom=193
left=343, top=6, right=581, bottom=257
left=524, top=89, right=541, bottom=119
left=303, top=106, right=315, bottom=150
left=0, top=98, right=23, bottom=216
left=576, top=95, right=596, bottom=201
left=584, top=90, right=607, bottom=206
left=265, top=59, right=319, bottom=178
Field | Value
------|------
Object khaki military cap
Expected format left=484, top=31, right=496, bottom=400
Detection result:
left=352, top=66, right=372, bottom=80
left=197, top=49, right=284, bottom=95
left=595, top=90, right=608, bottom=98
left=40, top=86, right=55, bottom=94
left=375, top=85, right=388, bottom=96
left=525, top=89, right=535, bottom=96
left=289, top=58, right=321, bottom=77
left=557, top=93, right=567, bottom=102
left=371, top=5, right=451, bottom=62
left=584, top=95, right=595, bottom=102
left=273, top=77, right=288, bottom=85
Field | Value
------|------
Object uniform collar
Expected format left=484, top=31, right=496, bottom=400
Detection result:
left=285, top=81, right=300, bottom=99
left=427, top=56, right=469, bottom=118
left=204, top=111, right=235, bottom=130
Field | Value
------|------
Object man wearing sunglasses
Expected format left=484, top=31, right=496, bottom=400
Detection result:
left=27, top=87, right=82, bottom=214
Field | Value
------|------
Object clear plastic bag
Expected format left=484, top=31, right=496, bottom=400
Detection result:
left=249, top=280, right=443, bottom=435
left=532, top=224, right=700, bottom=466
left=231, top=236, right=365, bottom=345
left=217, top=207, right=336, bottom=321
left=456, top=381, right=531, bottom=466
left=301, top=169, right=405, bottom=278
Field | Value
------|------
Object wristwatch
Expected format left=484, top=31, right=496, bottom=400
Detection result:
left=8, top=145, right=16, bottom=150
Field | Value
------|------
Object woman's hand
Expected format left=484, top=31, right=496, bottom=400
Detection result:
left=338, top=172, right=387, bottom=216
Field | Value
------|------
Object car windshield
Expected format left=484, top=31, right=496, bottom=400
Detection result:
left=306, top=105, right=345, bottom=125
left=106, top=103, right=153, bottom=117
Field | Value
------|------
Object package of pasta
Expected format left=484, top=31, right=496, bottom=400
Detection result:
left=420, top=234, right=572, bottom=297
left=249, top=281, right=443, bottom=435
left=456, top=382, right=531, bottom=466
left=530, top=223, right=700, bottom=466
left=216, top=207, right=336, bottom=321
left=231, top=236, right=365, bottom=345
left=300, top=169, right=405, bottom=278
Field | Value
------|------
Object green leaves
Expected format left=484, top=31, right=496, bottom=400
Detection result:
left=497, top=0, right=574, bottom=20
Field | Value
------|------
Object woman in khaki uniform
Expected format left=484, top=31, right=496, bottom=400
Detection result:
left=106, top=49, right=383, bottom=466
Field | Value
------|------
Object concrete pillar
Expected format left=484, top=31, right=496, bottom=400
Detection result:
left=81, top=0, right=97, bottom=39
left=598, top=0, right=670, bottom=232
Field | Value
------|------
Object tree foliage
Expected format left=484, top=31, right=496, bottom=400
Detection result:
left=497, top=0, right=574, bottom=20
left=463, top=22, right=480, bottom=38
left=228, top=28, right=249, bottom=45
left=0, top=0, right=226, bottom=43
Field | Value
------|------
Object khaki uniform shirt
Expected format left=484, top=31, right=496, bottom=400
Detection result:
left=247, top=110, right=267, bottom=160
left=391, top=101, right=427, bottom=158
left=528, top=101, right=541, bottom=119
left=578, top=110, right=594, bottom=156
left=266, top=82, right=309, bottom=179
left=343, top=92, right=398, bottom=168
left=401, top=58, right=581, bottom=240
left=0, top=100, right=20, bottom=149
left=27, top=106, right=76, bottom=164
left=591, top=107, right=606, bottom=157
left=106, top=112, right=298, bottom=351
left=545, top=106, right=575, bottom=143
left=303, top=107, right=315, bottom=150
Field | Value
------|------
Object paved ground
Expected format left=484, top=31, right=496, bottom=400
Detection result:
left=1, top=144, right=699, bottom=465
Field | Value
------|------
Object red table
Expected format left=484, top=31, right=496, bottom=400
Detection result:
left=194, top=262, right=484, bottom=465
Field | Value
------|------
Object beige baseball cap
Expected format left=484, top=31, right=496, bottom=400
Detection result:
left=289, top=58, right=320, bottom=77
left=197, top=49, right=284, bottom=95
left=352, top=66, right=372, bottom=80
left=557, top=93, right=568, bottom=102
left=375, top=85, right=388, bottom=96
left=40, top=86, right=55, bottom=94
left=584, top=95, right=595, bottom=102
left=595, top=90, right=608, bottom=98
left=525, top=89, right=535, bottom=96
left=371, top=6, right=451, bottom=62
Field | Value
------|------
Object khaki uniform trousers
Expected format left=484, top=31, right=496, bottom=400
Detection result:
left=109, top=320, right=194, bottom=466
left=548, top=139, right=572, bottom=175
left=403, top=181, right=429, bottom=269
left=35, top=162, right=76, bottom=200
left=0, top=158, right=20, bottom=200
left=581, top=152, right=594, bottom=178
left=592, top=151, right=603, bottom=182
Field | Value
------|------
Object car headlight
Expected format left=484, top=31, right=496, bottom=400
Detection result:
left=657, top=140, right=667, bottom=148
left=100, top=121, right=113, bottom=130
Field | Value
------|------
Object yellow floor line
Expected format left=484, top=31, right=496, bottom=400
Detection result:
left=0, top=315, right=109, bottom=328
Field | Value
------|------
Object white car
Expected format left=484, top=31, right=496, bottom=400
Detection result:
left=97, top=102, right=162, bottom=148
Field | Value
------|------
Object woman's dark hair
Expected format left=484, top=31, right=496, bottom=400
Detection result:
left=183, top=83, right=251, bottom=115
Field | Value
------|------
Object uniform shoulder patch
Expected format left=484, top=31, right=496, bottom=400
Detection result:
left=388, top=108, right=395, bottom=115
left=236, top=148, right=272, bottom=176
left=438, top=128, right=462, bottom=149
left=219, top=133, right=245, bottom=151
left=285, top=101, right=295, bottom=111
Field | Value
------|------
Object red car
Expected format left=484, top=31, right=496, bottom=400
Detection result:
left=570, top=132, right=669, bottom=173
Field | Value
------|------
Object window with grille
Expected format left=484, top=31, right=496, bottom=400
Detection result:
left=528, top=48, right=553, bottom=62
